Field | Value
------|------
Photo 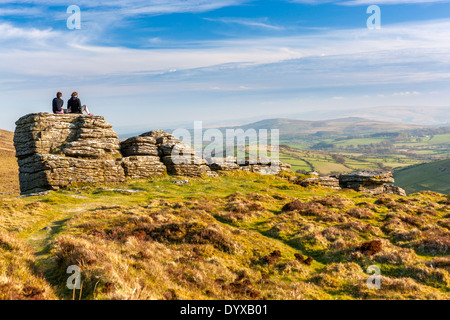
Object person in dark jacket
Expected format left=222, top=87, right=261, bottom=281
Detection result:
left=52, top=92, right=65, bottom=114
left=68, top=92, right=93, bottom=116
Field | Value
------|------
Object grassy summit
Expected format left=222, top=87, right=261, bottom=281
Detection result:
left=0, top=172, right=448, bottom=300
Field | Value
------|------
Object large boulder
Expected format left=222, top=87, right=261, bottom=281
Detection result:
left=120, top=136, right=159, bottom=157
left=14, top=113, right=168, bottom=194
left=14, top=113, right=121, bottom=160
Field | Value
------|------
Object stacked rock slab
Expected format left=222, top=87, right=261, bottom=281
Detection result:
left=134, top=130, right=217, bottom=177
left=14, top=113, right=125, bottom=194
left=207, top=157, right=292, bottom=175
left=339, top=171, right=406, bottom=196
left=119, top=135, right=166, bottom=179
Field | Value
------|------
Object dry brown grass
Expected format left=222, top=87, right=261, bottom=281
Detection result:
left=0, top=129, right=19, bottom=195
left=0, top=232, right=56, bottom=300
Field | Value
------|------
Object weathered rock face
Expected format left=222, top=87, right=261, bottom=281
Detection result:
left=339, top=171, right=406, bottom=196
left=294, top=171, right=406, bottom=195
left=14, top=114, right=126, bottom=194
left=14, top=113, right=121, bottom=160
left=14, top=114, right=167, bottom=194
left=17, top=154, right=125, bottom=193
left=121, top=156, right=166, bottom=179
left=120, top=136, right=159, bottom=157
left=135, top=130, right=218, bottom=177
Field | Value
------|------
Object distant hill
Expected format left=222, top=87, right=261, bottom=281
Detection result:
left=230, top=117, right=425, bottom=139
left=289, top=106, right=450, bottom=126
left=394, top=159, right=450, bottom=195
left=0, top=129, right=19, bottom=194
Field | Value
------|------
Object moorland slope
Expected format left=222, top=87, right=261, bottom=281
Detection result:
left=0, top=173, right=448, bottom=300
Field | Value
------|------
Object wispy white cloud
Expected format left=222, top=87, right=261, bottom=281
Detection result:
left=0, top=23, right=55, bottom=40
left=0, top=7, right=42, bottom=16
left=204, top=17, right=284, bottom=30
left=0, top=0, right=248, bottom=14
left=1, top=18, right=450, bottom=78
left=289, top=0, right=450, bottom=5
left=340, top=0, right=450, bottom=5
left=393, top=91, right=421, bottom=96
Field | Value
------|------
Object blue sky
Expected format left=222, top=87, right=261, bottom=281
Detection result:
left=1, top=0, right=450, bottom=132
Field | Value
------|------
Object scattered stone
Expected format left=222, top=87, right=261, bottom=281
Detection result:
left=172, top=180, right=189, bottom=185
left=19, top=190, right=51, bottom=197
left=102, top=189, right=145, bottom=194
left=41, top=226, right=52, bottom=231
left=68, top=195, right=89, bottom=199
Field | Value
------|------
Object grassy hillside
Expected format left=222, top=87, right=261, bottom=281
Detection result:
left=0, top=172, right=448, bottom=300
left=394, top=159, right=450, bottom=195
left=0, top=129, right=19, bottom=195
left=234, top=117, right=423, bottom=138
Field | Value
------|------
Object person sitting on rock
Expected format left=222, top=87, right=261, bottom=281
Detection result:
left=52, top=92, right=65, bottom=114
left=68, top=92, right=93, bottom=116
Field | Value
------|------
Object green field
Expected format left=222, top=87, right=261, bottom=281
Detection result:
left=280, top=130, right=450, bottom=177
left=394, top=159, right=450, bottom=194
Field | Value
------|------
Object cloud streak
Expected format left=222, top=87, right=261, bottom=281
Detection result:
left=204, top=17, right=284, bottom=30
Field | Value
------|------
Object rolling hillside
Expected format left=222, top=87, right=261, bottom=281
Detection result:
left=232, top=117, right=424, bottom=139
left=394, top=159, right=450, bottom=195
left=0, top=129, right=19, bottom=195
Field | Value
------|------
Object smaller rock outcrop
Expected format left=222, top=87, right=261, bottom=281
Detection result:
left=121, top=130, right=217, bottom=177
left=339, top=171, right=406, bottom=196
left=294, top=170, right=406, bottom=196
left=207, top=157, right=292, bottom=175
left=296, top=176, right=340, bottom=190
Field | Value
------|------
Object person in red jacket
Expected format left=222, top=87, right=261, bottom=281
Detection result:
left=68, top=92, right=93, bottom=116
